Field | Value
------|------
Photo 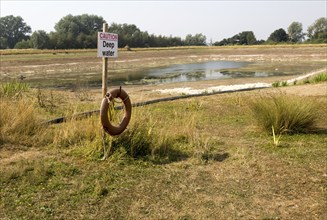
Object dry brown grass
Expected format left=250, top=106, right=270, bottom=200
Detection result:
left=1, top=85, right=326, bottom=219
left=0, top=98, right=41, bottom=146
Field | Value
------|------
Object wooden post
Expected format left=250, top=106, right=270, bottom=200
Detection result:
left=102, top=23, right=109, bottom=97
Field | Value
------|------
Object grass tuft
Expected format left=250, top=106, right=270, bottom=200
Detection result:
left=311, top=72, right=327, bottom=83
left=0, top=98, right=42, bottom=146
left=109, top=111, right=180, bottom=161
left=52, top=116, right=99, bottom=148
left=0, top=81, right=30, bottom=98
left=250, top=93, right=321, bottom=135
left=111, top=119, right=153, bottom=158
left=272, top=81, right=288, bottom=87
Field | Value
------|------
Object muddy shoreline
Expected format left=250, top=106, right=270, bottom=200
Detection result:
left=1, top=45, right=326, bottom=96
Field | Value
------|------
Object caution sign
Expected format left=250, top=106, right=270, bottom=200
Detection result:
left=97, top=32, right=118, bottom=58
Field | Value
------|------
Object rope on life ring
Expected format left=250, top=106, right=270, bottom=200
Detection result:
left=100, top=88, right=132, bottom=136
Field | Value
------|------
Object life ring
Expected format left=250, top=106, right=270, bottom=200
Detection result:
left=100, top=88, right=132, bottom=136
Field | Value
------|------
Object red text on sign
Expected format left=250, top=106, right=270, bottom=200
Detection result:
left=100, top=33, right=118, bottom=41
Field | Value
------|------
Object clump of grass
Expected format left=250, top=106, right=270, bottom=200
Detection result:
left=272, top=81, right=280, bottom=87
left=0, top=98, right=42, bottom=146
left=0, top=81, right=30, bottom=98
left=53, top=106, right=181, bottom=162
left=91, top=106, right=190, bottom=162
left=311, top=72, right=327, bottom=83
left=250, top=93, right=321, bottom=135
left=110, top=119, right=154, bottom=158
left=109, top=112, right=176, bottom=160
left=295, top=73, right=327, bottom=85
left=272, top=81, right=288, bottom=87
left=281, top=81, right=288, bottom=86
left=52, top=116, right=99, bottom=148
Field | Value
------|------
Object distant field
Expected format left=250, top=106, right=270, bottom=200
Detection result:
left=1, top=44, right=326, bottom=55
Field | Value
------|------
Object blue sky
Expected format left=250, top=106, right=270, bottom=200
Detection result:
left=1, top=0, right=326, bottom=42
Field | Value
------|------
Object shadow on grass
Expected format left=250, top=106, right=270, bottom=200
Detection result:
left=107, top=130, right=190, bottom=165
left=149, top=147, right=190, bottom=165
left=104, top=144, right=190, bottom=165
left=201, top=152, right=230, bottom=162
left=105, top=120, right=231, bottom=165
left=107, top=146, right=230, bottom=165
left=316, top=128, right=327, bottom=135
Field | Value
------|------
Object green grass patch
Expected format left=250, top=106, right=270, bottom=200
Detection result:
left=272, top=81, right=288, bottom=87
left=0, top=81, right=30, bottom=98
left=311, top=72, right=327, bottom=83
left=294, top=72, right=327, bottom=85
left=250, top=93, right=321, bottom=135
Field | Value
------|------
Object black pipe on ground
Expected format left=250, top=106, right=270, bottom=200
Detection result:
left=44, top=86, right=267, bottom=125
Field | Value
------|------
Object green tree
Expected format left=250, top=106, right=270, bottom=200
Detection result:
left=76, top=32, right=96, bottom=48
left=0, top=38, right=8, bottom=49
left=307, top=17, right=327, bottom=43
left=214, top=38, right=231, bottom=46
left=0, top=15, right=31, bottom=49
left=14, top=39, right=31, bottom=49
left=267, top=28, right=289, bottom=43
left=214, top=31, right=257, bottom=46
left=30, top=30, right=50, bottom=49
left=238, top=31, right=257, bottom=45
left=48, top=31, right=67, bottom=49
left=54, top=14, right=105, bottom=49
left=287, top=22, right=304, bottom=42
left=109, top=23, right=149, bottom=48
left=184, top=33, right=207, bottom=46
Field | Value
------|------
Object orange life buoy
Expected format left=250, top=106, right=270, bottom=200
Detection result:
left=100, top=88, right=132, bottom=136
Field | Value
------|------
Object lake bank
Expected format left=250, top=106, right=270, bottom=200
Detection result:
left=1, top=45, right=326, bottom=89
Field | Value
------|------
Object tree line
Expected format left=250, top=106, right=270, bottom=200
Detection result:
left=0, top=14, right=326, bottom=50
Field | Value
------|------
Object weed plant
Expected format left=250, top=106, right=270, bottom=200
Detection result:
left=0, top=81, right=30, bottom=98
left=0, top=98, right=42, bottom=146
left=250, top=93, right=321, bottom=135
left=281, top=81, right=288, bottom=86
left=311, top=72, right=327, bottom=83
left=295, top=73, right=327, bottom=85
left=110, top=119, right=154, bottom=158
left=272, top=81, right=288, bottom=87
left=0, top=84, right=43, bottom=146
left=271, top=81, right=282, bottom=87
left=107, top=108, right=182, bottom=161
left=52, top=116, right=99, bottom=148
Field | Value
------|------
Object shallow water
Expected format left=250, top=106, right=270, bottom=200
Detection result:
left=14, top=60, right=294, bottom=89
left=106, top=60, right=292, bottom=85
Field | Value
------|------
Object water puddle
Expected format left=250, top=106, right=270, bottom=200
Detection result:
left=109, top=61, right=289, bottom=85
left=7, top=60, right=297, bottom=89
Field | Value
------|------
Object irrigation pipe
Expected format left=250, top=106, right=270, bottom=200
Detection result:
left=44, top=86, right=268, bottom=125
left=43, top=68, right=326, bottom=125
